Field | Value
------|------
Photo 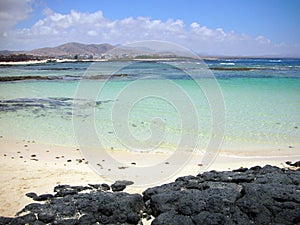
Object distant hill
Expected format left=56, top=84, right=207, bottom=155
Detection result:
left=1, top=42, right=199, bottom=59
left=0, top=50, right=15, bottom=55
left=25, top=42, right=115, bottom=56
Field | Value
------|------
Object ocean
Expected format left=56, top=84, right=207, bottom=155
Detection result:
left=0, top=58, right=299, bottom=157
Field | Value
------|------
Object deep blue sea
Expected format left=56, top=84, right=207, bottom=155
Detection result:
left=0, top=58, right=299, bottom=157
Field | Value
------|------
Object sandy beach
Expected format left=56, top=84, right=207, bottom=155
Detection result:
left=0, top=136, right=299, bottom=218
left=0, top=59, right=109, bottom=66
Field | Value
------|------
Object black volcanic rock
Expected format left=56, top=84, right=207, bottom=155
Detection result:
left=286, top=160, right=300, bottom=167
left=111, top=180, right=134, bottom=192
left=0, top=163, right=300, bottom=225
left=1, top=188, right=145, bottom=225
left=143, top=164, right=300, bottom=225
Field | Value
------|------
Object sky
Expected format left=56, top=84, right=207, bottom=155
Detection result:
left=0, top=0, right=300, bottom=56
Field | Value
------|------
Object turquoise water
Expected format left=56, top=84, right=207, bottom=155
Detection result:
left=0, top=59, right=299, bottom=156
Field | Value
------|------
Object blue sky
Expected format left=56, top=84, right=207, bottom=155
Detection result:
left=1, top=0, right=300, bottom=56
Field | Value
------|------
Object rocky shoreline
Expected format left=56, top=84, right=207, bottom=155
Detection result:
left=0, top=162, right=299, bottom=225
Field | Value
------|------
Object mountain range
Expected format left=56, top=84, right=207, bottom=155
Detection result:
left=0, top=43, right=115, bottom=57
left=0, top=42, right=198, bottom=60
left=1, top=42, right=290, bottom=59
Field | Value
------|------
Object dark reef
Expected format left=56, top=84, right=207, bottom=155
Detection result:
left=0, top=162, right=299, bottom=225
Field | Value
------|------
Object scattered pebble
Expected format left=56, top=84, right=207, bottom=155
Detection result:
left=111, top=147, right=114, bottom=150
left=102, top=159, right=105, bottom=162
left=288, top=146, right=294, bottom=148
left=46, top=150, right=50, bottom=152
left=132, top=123, right=137, bottom=127
left=55, top=156, right=60, bottom=159
left=295, top=126, right=298, bottom=129
left=67, top=159, right=72, bottom=162
left=0, top=135, right=3, bottom=138
left=76, top=159, right=83, bottom=163
left=11, top=157, right=14, bottom=159
left=17, top=151, right=21, bottom=154
left=4, top=154, right=6, bottom=157
left=131, top=162, right=136, bottom=165
left=19, top=156, right=23, bottom=158
left=165, top=162, right=169, bottom=164
left=198, top=163, right=203, bottom=166
left=97, top=163, right=103, bottom=169
left=61, top=156, right=65, bottom=158
left=24, top=145, right=28, bottom=147
left=118, top=166, right=128, bottom=169
left=31, top=154, right=36, bottom=157
left=31, top=158, right=38, bottom=161
left=76, top=148, right=80, bottom=151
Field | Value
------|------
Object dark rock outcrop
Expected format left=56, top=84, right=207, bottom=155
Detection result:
left=143, top=164, right=300, bottom=225
left=0, top=184, right=144, bottom=225
left=0, top=163, right=299, bottom=224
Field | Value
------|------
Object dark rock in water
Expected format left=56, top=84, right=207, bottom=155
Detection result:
left=111, top=180, right=134, bottom=192
left=1, top=164, right=300, bottom=225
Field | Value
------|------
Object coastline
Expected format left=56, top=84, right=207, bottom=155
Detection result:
left=0, top=137, right=299, bottom=217
left=0, top=58, right=189, bottom=66
left=0, top=59, right=109, bottom=66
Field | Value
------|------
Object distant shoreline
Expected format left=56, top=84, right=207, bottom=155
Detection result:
left=1, top=56, right=300, bottom=66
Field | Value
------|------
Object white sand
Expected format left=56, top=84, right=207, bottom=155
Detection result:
left=0, top=59, right=108, bottom=66
left=0, top=137, right=299, bottom=217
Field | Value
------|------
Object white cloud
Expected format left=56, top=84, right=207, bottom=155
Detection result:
left=255, top=35, right=271, bottom=44
left=0, top=0, right=33, bottom=39
left=0, top=8, right=299, bottom=56
left=87, top=30, right=98, bottom=36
